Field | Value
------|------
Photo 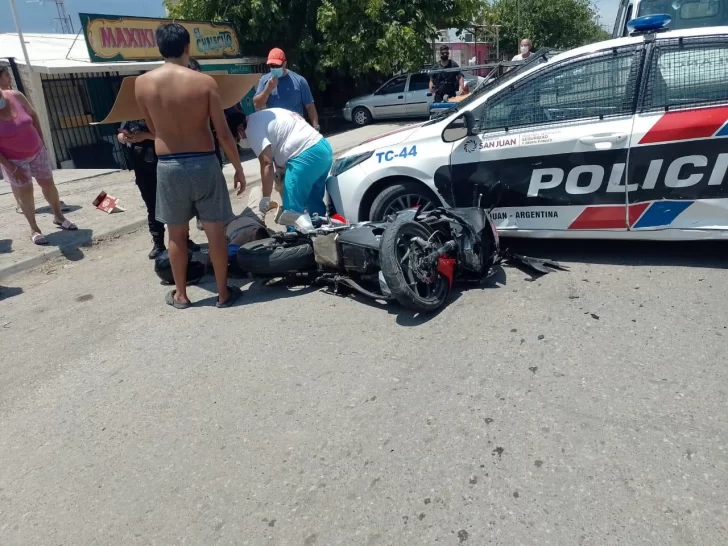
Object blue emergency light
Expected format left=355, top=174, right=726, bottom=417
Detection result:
left=627, top=14, right=672, bottom=34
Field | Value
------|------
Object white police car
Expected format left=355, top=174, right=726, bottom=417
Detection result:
left=327, top=16, right=728, bottom=240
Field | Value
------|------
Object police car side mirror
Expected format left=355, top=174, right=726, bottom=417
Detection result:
left=442, top=111, right=476, bottom=143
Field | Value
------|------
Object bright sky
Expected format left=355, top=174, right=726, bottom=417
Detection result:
left=0, top=0, right=620, bottom=35
left=594, top=0, right=620, bottom=31
left=0, top=0, right=166, bottom=33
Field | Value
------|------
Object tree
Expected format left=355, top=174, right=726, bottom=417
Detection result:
left=482, top=0, right=609, bottom=56
left=317, top=0, right=481, bottom=75
left=165, top=0, right=322, bottom=70
left=166, top=0, right=481, bottom=85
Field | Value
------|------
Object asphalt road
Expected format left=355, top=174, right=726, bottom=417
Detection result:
left=1, top=230, right=727, bottom=545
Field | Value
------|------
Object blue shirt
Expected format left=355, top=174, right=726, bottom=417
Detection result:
left=256, top=70, right=314, bottom=117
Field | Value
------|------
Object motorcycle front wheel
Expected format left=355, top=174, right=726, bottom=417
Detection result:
left=379, top=218, right=452, bottom=313
left=237, top=236, right=316, bottom=276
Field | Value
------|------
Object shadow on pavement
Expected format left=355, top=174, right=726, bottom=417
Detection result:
left=393, top=265, right=508, bottom=327
left=0, top=239, right=11, bottom=254
left=43, top=228, right=93, bottom=262
left=500, top=238, right=728, bottom=269
left=32, top=203, right=83, bottom=215
left=0, top=285, right=23, bottom=300
left=181, top=277, right=319, bottom=308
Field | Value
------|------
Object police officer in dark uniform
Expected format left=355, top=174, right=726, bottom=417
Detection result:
left=117, top=120, right=199, bottom=258
left=429, top=45, right=465, bottom=102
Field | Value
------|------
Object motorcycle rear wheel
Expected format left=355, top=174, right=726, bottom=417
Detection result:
left=379, top=218, right=452, bottom=313
left=237, top=236, right=316, bottom=275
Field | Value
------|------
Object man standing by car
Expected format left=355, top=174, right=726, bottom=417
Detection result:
left=135, top=22, right=246, bottom=309
left=429, top=45, right=465, bottom=102
left=511, top=39, right=533, bottom=61
left=253, top=48, right=320, bottom=131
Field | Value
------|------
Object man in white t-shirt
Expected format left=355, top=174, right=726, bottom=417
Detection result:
left=233, top=107, right=334, bottom=218
left=511, top=39, right=533, bottom=61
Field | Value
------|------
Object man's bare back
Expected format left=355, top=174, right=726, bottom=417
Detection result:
left=135, top=64, right=217, bottom=156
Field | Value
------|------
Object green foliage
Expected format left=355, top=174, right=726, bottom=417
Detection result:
left=481, top=0, right=609, bottom=56
left=317, top=0, right=481, bottom=75
left=165, top=0, right=610, bottom=94
left=166, top=0, right=480, bottom=80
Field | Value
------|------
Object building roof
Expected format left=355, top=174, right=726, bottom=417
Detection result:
left=0, top=32, right=264, bottom=74
left=437, top=28, right=480, bottom=44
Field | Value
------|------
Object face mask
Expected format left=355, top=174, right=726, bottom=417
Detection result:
left=440, top=54, right=449, bottom=61
left=521, top=46, right=530, bottom=54
left=0, top=95, right=6, bottom=109
left=270, top=67, right=284, bottom=78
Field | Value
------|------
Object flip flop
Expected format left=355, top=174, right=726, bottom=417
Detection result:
left=53, top=219, right=77, bottom=231
left=165, top=290, right=192, bottom=309
left=216, top=285, right=242, bottom=308
left=31, top=232, right=48, bottom=245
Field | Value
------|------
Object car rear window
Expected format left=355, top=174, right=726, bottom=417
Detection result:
left=638, top=0, right=728, bottom=30
left=645, top=37, right=728, bottom=109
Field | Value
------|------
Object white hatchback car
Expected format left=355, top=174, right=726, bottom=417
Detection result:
left=327, top=18, right=728, bottom=240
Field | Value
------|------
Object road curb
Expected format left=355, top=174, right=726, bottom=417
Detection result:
left=0, top=142, right=363, bottom=279
left=0, top=218, right=149, bottom=279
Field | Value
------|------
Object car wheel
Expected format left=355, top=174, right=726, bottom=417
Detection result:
left=369, top=182, right=438, bottom=221
left=352, top=107, right=372, bottom=126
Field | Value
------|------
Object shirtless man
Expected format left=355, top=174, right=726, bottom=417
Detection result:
left=135, top=23, right=246, bottom=309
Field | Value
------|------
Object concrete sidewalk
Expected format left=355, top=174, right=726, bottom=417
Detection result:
left=0, top=123, right=408, bottom=279
left=0, top=169, right=119, bottom=197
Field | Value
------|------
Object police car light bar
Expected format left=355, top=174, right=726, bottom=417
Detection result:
left=627, top=14, right=672, bottom=36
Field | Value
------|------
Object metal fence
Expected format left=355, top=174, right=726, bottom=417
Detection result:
left=41, top=71, right=134, bottom=170
left=41, top=63, right=268, bottom=170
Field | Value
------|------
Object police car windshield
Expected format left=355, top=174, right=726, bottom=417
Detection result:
left=638, top=0, right=728, bottom=29
left=422, top=51, right=551, bottom=125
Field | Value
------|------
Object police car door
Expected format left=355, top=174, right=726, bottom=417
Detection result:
left=449, top=45, right=643, bottom=234
left=627, top=34, right=728, bottom=235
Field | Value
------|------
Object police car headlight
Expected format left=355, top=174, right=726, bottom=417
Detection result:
left=331, top=151, right=373, bottom=177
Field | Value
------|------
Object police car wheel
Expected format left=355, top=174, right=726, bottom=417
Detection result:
left=352, top=107, right=372, bottom=126
left=369, top=182, right=437, bottom=221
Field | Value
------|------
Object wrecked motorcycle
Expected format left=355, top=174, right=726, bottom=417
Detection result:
left=237, top=202, right=567, bottom=313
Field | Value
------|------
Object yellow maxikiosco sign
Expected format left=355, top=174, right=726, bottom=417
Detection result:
left=80, top=13, right=241, bottom=62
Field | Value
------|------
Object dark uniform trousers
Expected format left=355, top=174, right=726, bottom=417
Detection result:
left=130, top=148, right=165, bottom=244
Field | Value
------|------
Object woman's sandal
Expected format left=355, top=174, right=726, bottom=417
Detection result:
left=53, top=219, right=77, bottom=231
left=31, top=232, right=48, bottom=245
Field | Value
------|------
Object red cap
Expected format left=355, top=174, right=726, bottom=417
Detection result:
left=267, top=48, right=286, bottom=64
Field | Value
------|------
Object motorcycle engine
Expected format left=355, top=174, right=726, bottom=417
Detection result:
left=336, top=224, right=385, bottom=274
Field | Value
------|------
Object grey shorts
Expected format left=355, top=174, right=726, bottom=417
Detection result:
left=156, top=152, right=234, bottom=226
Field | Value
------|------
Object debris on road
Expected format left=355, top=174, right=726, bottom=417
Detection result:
left=93, top=191, right=125, bottom=214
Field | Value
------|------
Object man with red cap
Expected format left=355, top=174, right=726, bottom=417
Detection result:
left=253, top=48, right=320, bottom=132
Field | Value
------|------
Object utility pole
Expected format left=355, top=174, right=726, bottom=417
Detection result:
left=54, top=0, right=75, bottom=34
left=517, top=0, right=521, bottom=50
left=8, top=0, right=33, bottom=71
